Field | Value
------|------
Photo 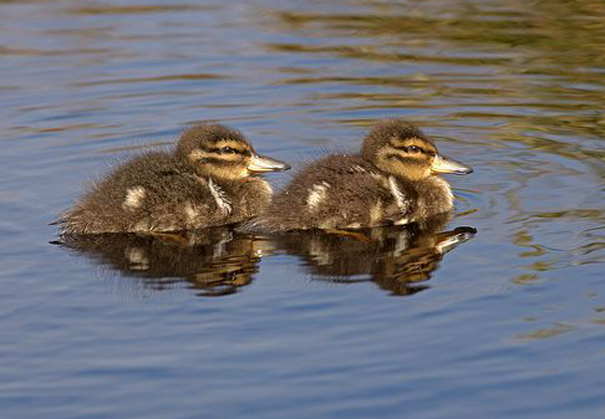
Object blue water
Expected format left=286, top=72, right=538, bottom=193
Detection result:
left=2, top=0, right=605, bottom=418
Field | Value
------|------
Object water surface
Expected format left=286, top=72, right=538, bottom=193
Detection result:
left=2, top=0, right=605, bottom=418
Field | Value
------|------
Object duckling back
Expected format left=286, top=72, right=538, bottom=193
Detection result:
left=56, top=152, right=272, bottom=235
left=246, top=155, right=400, bottom=232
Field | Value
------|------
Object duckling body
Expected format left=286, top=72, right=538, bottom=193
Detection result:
left=247, top=120, right=471, bottom=232
left=56, top=124, right=289, bottom=235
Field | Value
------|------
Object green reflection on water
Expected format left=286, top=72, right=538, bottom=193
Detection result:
left=264, top=0, right=605, bottom=136
left=255, top=0, right=605, bottom=279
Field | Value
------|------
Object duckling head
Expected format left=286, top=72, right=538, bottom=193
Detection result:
left=361, top=120, right=473, bottom=181
left=177, top=124, right=290, bottom=180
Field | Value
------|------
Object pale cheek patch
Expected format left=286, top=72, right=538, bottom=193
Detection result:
left=220, top=154, right=243, bottom=162
left=307, top=182, right=330, bottom=211
left=122, top=186, right=146, bottom=210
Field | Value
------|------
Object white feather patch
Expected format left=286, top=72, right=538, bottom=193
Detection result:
left=122, top=186, right=146, bottom=210
left=370, top=172, right=389, bottom=188
left=369, top=200, right=383, bottom=224
left=307, top=182, right=330, bottom=211
left=393, top=217, right=410, bottom=226
left=388, top=176, right=407, bottom=211
left=183, top=202, right=199, bottom=223
left=208, top=179, right=232, bottom=214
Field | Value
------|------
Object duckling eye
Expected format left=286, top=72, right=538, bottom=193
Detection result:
left=220, top=147, right=238, bottom=154
left=406, top=145, right=422, bottom=154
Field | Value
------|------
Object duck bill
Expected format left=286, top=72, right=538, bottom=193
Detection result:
left=431, top=155, right=473, bottom=175
left=248, top=154, right=291, bottom=173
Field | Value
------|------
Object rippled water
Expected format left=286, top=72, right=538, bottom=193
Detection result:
left=2, top=0, right=605, bottom=418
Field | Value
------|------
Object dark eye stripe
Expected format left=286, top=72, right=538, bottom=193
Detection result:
left=210, top=147, right=237, bottom=154
left=204, top=146, right=250, bottom=155
left=387, top=154, right=413, bottom=163
left=391, top=145, right=426, bottom=153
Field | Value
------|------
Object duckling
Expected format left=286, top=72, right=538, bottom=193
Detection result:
left=54, top=124, right=290, bottom=235
left=246, top=120, right=472, bottom=232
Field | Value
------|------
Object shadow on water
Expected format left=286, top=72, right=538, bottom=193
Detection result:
left=51, top=215, right=476, bottom=297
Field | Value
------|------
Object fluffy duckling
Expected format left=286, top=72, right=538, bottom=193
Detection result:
left=247, top=120, right=472, bottom=232
left=55, top=124, right=289, bottom=235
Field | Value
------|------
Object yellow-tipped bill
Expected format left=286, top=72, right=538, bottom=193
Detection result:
left=431, top=155, right=473, bottom=175
left=248, top=154, right=291, bottom=173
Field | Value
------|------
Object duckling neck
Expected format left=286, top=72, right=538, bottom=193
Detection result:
left=207, top=176, right=273, bottom=220
left=393, top=175, right=454, bottom=219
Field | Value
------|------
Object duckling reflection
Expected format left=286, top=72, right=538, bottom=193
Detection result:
left=269, top=216, right=476, bottom=296
left=52, top=227, right=261, bottom=297
left=53, top=218, right=475, bottom=297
